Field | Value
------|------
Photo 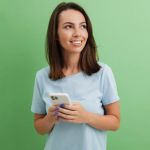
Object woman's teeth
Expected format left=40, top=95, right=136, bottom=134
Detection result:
left=71, top=40, right=82, bottom=45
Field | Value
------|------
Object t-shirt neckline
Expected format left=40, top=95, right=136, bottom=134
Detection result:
left=63, top=71, right=83, bottom=79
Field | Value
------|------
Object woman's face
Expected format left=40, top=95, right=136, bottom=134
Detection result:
left=57, top=9, right=88, bottom=54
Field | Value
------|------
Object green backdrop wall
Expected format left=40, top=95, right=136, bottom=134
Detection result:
left=0, top=0, right=150, bottom=149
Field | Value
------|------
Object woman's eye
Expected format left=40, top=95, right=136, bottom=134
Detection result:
left=81, top=24, right=87, bottom=29
left=64, top=25, right=72, bottom=29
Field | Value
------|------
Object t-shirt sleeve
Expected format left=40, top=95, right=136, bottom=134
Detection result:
left=31, top=73, right=46, bottom=114
left=101, top=64, right=120, bottom=105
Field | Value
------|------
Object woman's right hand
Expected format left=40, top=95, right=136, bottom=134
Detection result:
left=34, top=105, right=61, bottom=134
left=46, top=105, right=59, bottom=124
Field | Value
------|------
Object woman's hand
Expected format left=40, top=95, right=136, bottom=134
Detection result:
left=56, top=103, right=89, bottom=124
left=46, top=105, right=59, bottom=124
left=33, top=105, right=60, bottom=134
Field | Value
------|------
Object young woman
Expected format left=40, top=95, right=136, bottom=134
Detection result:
left=31, top=2, right=120, bottom=150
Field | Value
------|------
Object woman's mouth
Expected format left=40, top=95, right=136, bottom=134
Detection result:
left=70, top=40, right=82, bottom=46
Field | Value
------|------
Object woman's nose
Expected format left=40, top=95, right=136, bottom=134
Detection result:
left=72, top=28, right=81, bottom=37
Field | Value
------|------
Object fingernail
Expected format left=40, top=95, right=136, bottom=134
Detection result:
left=59, top=104, right=65, bottom=108
left=54, top=112, right=58, bottom=116
left=55, top=107, right=59, bottom=111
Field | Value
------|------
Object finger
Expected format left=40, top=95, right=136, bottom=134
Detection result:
left=53, top=111, right=59, bottom=117
left=58, top=107, right=77, bottom=116
left=59, top=104, right=65, bottom=108
left=64, top=104, right=77, bottom=111
left=58, top=112, right=75, bottom=120
left=61, top=119, right=78, bottom=124
left=48, top=105, right=57, bottom=112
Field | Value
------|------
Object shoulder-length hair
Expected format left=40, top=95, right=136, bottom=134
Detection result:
left=45, top=2, right=101, bottom=80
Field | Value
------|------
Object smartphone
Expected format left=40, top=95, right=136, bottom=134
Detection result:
left=48, top=93, right=72, bottom=105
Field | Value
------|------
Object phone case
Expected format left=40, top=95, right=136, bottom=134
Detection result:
left=48, top=93, right=72, bottom=105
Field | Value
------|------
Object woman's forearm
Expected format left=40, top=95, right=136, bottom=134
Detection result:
left=85, top=112, right=120, bottom=131
left=34, top=115, right=55, bottom=135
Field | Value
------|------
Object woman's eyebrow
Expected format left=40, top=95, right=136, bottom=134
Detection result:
left=63, top=22, right=86, bottom=25
left=63, top=22, right=73, bottom=25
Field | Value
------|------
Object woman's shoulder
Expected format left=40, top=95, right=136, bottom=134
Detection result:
left=98, top=61, right=112, bottom=73
left=35, top=66, right=50, bottom=79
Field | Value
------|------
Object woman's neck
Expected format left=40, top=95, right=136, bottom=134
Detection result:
left=62, top=52, right=81, bottom=75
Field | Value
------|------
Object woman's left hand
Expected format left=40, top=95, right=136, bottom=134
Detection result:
left=57, top=103, right=89, bottom=124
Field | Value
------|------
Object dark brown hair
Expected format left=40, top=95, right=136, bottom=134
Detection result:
left=45, top=2, right=101, bottom=80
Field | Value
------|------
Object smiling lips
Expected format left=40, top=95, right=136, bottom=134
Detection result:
left=70, top=40, right=83, bottom=46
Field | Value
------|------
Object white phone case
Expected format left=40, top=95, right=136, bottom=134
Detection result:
left=48, top=93, right=72, bottom=105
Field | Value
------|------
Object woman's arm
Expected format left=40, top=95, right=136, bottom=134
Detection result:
left=33, top=106, right=58, bottom=135
left=86, top=101, right=120, bottom=131
left=57, top=101, right=120, bottom=131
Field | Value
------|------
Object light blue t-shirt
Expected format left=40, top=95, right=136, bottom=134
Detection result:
left=31, top=62, right=120, bottom=150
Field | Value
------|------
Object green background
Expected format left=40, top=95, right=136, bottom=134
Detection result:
left=0, top=0, right=150, bottom=149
